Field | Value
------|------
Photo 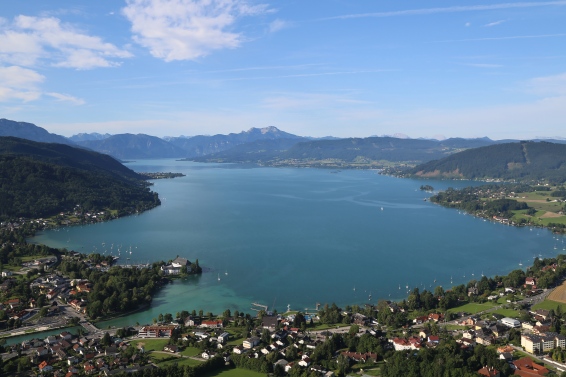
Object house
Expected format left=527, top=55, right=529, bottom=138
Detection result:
left=413, top=316, right=429, bottom=325
left=525, top=277, right=537, bottom=286
left=340, top=351, right=378, bottom=363
left=60, top=331, right=73, bottom=340
left=243, top=337, right=260, bottom=349
left=262, top=315, right=279, bottom=331
left=39, top=361, right=53, bottom=373
left=184, top=316, right=201, bottom=327
left=218, top=332, right=230, bottom=344
left=390, top=337, right=421, bottom=351
left=352, top=313, right=369, bottom=326
left=233, top=345, right=246, bottom=354
left=298, top=357, right=311, bottom=367
left=499, top=352, right=513, bottom=361
left=164, top=345, right=178, bottom=353
left=427, top=335, right=440, bottom=344
left=84, top=362, right=96, bottom=375
left=513, top=357, right=549, bottom=375
left=201, top=350, right=217, bottom=359
left=477, top=366, right=500, bottom=377
left=534, top=309, right=551, bottom=321
left=160, top=257, right=190, bottom=275
left=200, top=320, right=223, bottom=328
left=45, top=335, right=58, bottom=344
left=428, top=313, right=444, bottom=322
left=36, top=346, right=49, bottom=356
left=138, top=325, right=178, bottom=338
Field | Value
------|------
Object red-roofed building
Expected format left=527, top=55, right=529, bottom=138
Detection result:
left=200, top=320, right=223, bottom=328
left=525, top=277, right=537, bottom=286
left=428, top=313, right=444, bottom=322
left=39, top=360, right=53, bottom=372
left=513, top=357, right=549, bottom=376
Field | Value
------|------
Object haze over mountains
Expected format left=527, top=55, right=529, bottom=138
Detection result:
left=1, top=118, right=566, bottom=175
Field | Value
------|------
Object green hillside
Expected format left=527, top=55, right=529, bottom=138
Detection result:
left=192, top=136, right=497, bottom=166
left=0, top=137, right=160, bottom=219
left=406, top=141, right=566, bottom=183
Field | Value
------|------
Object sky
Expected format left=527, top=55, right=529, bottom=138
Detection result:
left=1, top=1, right=565, bottom=140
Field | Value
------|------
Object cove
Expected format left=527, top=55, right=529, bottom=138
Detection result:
left=30, top=160, right=564, bottom=328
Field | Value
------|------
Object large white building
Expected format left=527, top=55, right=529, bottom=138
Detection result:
left=521, top=332, right=566, bottom=353
left=501, top=317, right=520, bottom=328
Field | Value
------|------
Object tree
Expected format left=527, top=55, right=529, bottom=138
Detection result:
left=39, top=307, right=48, bottom=317
left=158, top=313, right=164, bottom=323
left=261, top=328, right=271, bottom=344
left=102, top=332, right=112, bottom=346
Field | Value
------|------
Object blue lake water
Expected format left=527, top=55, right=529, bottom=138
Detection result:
left=30, top=160, right=565, bottom=328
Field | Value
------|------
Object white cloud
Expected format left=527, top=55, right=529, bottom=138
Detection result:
left=484, top=19, right=506, bottom=27
left=431, top=33, right=566, bottom=43
left=0, top=65, right=84, bottom=104
left=0, top=15, right=132, bottom=69
left=268, top=19, right=289, bottom=33
left=322, top=1, right=566, bottom=20
left=122, top=0, right=272, bottom=61
left=0, top=65, right=44, bottom=102
left=465, top=22, right=471, bottom=27
left=46, top=92, right=85, bottom=105
left=526, top=72, right=566, bottom=96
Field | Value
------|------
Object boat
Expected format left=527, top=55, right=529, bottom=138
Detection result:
left=217, top=274, right=220, bottom=281
left=225, top=270, right=228, bottom=276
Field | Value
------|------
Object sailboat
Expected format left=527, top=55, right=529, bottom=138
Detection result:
left=225, top=270, right=228, bottom=276
left=519, top=261, right=522, bottom=266
left=217, top=274, right=220, bottom=281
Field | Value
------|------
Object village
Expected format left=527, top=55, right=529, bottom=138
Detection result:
left=3, top=249, right=566, bottom=377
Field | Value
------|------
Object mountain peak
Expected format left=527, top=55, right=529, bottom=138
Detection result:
left=246, top=126, right=281, bottom=134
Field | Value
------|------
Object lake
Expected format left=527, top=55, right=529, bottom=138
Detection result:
left=31, top=160, right=564, bottom=328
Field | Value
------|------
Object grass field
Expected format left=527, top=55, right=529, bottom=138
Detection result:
left=447, top=302, right=497, bottom=315
left=155, top=357, right=203, bottom=367
left=180, top=346, right=201, bottom=357
left=201, top=368, right=267, bottom=377
left=491, top=308, right=521, bottom=318
left=130, top=338, right=169, bottom=352
left=532, top=299, right=566, bottom=312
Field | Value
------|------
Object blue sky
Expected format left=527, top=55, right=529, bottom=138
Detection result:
left=1, top=1, right=565, bottom=140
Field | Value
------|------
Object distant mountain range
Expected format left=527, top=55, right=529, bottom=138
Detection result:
left=405, top=141, right=566, bottom=183
left=0, top=118, right=74, bottom=146
left=68, top=132, right=112, bottom=142
left=2, top=118, right=566, bottom=170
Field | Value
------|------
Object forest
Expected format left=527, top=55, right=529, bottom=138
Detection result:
left=406, top=141, right=566, bottom=183
left=0, top=137, right=160, bottom=219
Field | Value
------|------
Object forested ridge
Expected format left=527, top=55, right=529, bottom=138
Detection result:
left=0, top=137, right=160, bottom=219
left=406, top=141, right=566, bottom=183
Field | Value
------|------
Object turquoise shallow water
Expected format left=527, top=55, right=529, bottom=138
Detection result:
left=30, top=160, right=564, bottom=328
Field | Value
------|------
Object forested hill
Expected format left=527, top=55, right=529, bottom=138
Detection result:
left=0, top=137, right=160, bottom=220
left=0, top=118, right=74, bottom=145
left=405, top=141, right=566, bottom=183
left=193, top=136, right=497, bottom=165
